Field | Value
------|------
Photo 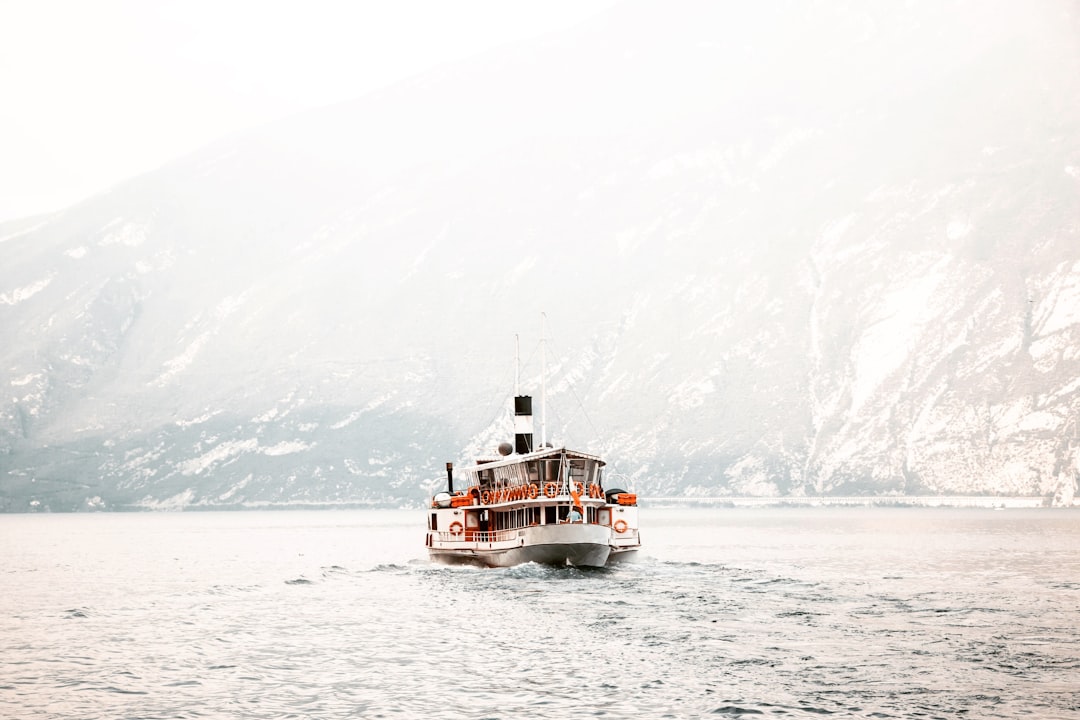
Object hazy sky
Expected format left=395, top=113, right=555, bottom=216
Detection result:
left=0, top=0, right=614, bottom=223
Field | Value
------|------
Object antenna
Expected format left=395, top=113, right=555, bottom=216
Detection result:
left=540, top=312, right=547, bottom=448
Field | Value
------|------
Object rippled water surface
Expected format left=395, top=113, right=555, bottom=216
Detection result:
left=2, top=508, right=1078, bottom=719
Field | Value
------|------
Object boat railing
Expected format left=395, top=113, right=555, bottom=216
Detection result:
left=440, top=519, right=599, bottom=543
left=439, top=528, right=521, bottom=543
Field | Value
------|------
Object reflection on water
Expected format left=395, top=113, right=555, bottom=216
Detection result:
left=2, top=508, right=1078, bottom=718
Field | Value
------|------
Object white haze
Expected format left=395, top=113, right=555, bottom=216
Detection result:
left=0, top=0, right=615, bottom=222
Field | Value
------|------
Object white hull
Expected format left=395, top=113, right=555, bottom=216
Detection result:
left=429, top=541, right=612, bottom=568
left=428, top=522, right=633, bottom=568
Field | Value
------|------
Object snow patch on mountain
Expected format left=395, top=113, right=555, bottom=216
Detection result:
left=1, top=276, right=53, bottom=306
left=1035, top=260, right=1080, bottom=337
left=217, top=474, right=251, bottom=502
left=154, top=333, right=211, bottom=387
left=849, top=256, right=948, bottom=414
left=98, top=219, right=149, bottom=248
left=670, top=377, right=717, bottom=410
left=138, top=488, right=196, bottom=511
left=175, top=411, right=223, bottom=428
left=262, top=440, right=314, bottom=456
left=9, top=373, right=41, bottom=387
left=178, top=439, right=259, bottom=475
left=329, top=394, right=393, bottom=429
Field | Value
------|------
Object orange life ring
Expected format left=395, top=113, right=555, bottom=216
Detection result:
left=528, top=483, right=539, bottom=499
left=613, top=519, right=628, bottom=533
left=544, top=482, right=557, bottom=498
left=589, top=483, right=602, bottom=498
left=514, top=486, right=523, bottom=500
left=449, top=521, right=463, bottom=535
left=574, top=481, right=585, bottom=496
left=481, top=491, right=491, bottom=505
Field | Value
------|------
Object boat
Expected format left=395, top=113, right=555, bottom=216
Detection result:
left=424, top=336, right=641, bottom=568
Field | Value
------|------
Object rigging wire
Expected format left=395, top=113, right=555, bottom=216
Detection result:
left=545, top=334, right=602, bottom=444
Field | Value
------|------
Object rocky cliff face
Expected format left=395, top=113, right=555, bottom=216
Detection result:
left=2, top=0, right=1079, bottom=510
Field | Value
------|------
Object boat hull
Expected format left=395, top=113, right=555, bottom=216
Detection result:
left=428, top=523, right=619, bottom=568
left=430, top=541, right=611, bottom=568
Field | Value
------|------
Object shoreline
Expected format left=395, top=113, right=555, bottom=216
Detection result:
left=641, top=495, right=1071, bottom=509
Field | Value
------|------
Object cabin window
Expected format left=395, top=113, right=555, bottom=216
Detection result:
left=430, top=513, right=437, bottom=531
left=544, top=506, right=556, bottom=525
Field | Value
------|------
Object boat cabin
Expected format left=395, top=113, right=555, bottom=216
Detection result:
left=428, top=446, right=624, bottom=542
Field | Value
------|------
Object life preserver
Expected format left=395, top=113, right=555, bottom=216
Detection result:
left=528, top=483, right=539, bottom=499
left=589, top=483, right=602, bottom=498
left=481, top=491, right=491, bottom=505
left=544, top=482, right=557, bottom=498
left=449, top=521, right=463, bottom=536
left=613, top=519, right=628, bottom=533
left=513, top=486, right=523, bottom=501
left=575, top=481, right=585, bottom=496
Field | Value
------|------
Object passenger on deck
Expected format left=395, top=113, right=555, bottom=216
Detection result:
left=567, top=506, right=582, bottom=523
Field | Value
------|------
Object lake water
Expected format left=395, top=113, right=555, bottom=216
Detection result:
left=1, top=508, right=1078, bottom=719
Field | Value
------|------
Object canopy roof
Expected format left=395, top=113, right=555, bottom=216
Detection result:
left=464, top=446, right=605, bottom=473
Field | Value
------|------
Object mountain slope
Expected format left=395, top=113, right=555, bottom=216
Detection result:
left=2, top=0, right=1079, bottom=510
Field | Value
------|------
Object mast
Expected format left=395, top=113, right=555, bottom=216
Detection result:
left=540, top=312, right=547, bottom=448
left=514, top=333, right=520, bottom=397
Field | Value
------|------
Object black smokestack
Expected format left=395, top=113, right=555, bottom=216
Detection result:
left=446, top=462, right=454, bottom=493
left=514, top=395, right=534, bottom=454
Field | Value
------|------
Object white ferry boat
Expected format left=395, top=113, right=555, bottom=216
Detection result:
left=425, top=392, right=642, bottom=568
